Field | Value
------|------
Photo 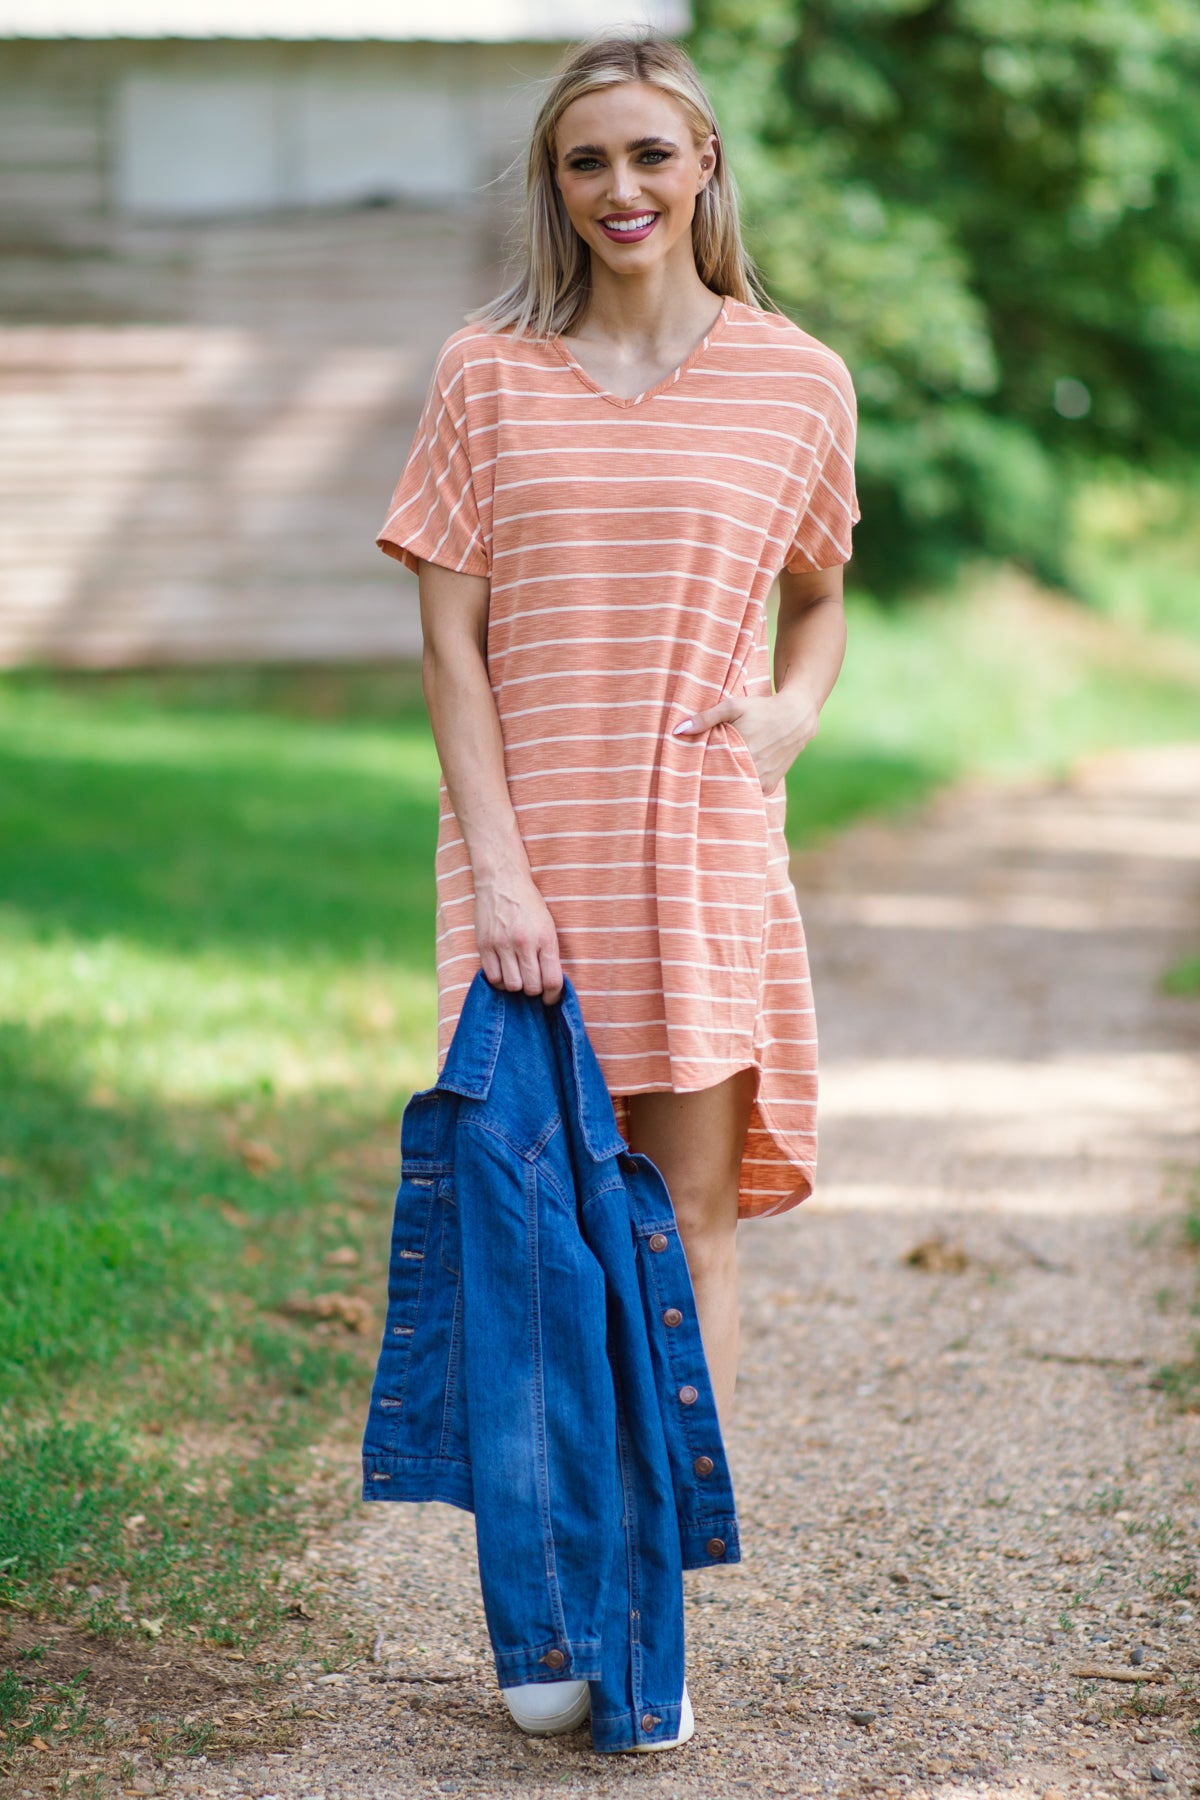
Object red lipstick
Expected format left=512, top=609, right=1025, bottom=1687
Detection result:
left=598, top=211, right=660, bottom=244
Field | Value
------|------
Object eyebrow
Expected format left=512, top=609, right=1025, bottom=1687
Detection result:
left=562, top=135, right=679, bottom=158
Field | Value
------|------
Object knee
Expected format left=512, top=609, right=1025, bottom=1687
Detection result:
left=669, top=1179, right=738, bottom=1274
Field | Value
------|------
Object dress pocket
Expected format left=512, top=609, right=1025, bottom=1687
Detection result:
left=694, top=718, right=769, bottom=954
left=721, top=717, right=767, bottom=798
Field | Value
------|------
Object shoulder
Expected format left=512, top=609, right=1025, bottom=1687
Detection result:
left=721, top=299, right=856, bottom=424
left=429, top=322, right=548, bottom=397
left=427, top=324, right=499, bottom=395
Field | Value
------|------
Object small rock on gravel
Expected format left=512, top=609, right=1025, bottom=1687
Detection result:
left=848, top=1709, right=878, bottom=1726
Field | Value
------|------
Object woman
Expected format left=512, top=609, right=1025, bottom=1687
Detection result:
left=377, top=28, right=857, bottom=1739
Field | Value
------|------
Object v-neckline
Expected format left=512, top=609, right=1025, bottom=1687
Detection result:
left=549, top=299, right=729, bottom=410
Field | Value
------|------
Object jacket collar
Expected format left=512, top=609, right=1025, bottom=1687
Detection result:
left=439, top=971, right=627, bottom=1164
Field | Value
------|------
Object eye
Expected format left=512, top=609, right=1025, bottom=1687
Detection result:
left=640, top=150, right=670, bottom=164
left=568, top=157, right=603, bottom=172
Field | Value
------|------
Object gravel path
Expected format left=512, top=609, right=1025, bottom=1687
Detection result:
left=186, top=746, right=1200, bottom=1800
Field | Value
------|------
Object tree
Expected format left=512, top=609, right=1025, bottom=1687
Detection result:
left=692, top=0, right=1200, bottom=591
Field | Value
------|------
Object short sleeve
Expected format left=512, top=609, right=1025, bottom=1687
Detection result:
left=376, top=338, right=489, bottom=578
left=784, top=359, right=860, bottom=573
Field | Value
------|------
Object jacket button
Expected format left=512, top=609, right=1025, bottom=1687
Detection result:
left=648, top=1232, right=668, bottom=1252
left=641, top=1713, right=661, bottom=1731
left=678, top=1384, right=698, bottom=1406
left=542, top=1648, right=565, bottom=1670
left=662, top=1307, right=683, bottom=1327
left=694, top=1455, right=714, bottom=1477
left=706, top=1537, right=727, bottom=1559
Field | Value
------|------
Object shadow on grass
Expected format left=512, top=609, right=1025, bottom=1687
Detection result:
left=0, top=1019, right=380, bottom=1404
left=0, top=1017, right=385, bottom=1643
left=0, top=703, right=439, bottom=971
left=0, top=670, right=435, bottom=1646
left=0, top=669, right=943, bottom=967
left=1, top=661, right=430, bottom=724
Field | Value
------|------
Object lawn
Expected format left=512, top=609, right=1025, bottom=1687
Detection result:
left=1, top=577, right=1198, bottom=1684
left=0, top=665, right=441, bottom=1665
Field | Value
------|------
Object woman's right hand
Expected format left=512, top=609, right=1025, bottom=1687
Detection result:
left=474, top=867, right=564, bottom=1002
left=416, top=561, right=563, bottom=1003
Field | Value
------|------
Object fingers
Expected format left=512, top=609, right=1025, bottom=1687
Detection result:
left=482, top=927, right=564, bottom=1001
left=489, top=937, right=540, bottom=995
left=496, top=946, right=525, bottom=993
left=673, top=696, right=738, bottom=737
left=476, top=883, right=563, bottom=1003
left=513, top=927, right=563, bottom=1001
left=516, top=934, right=545, bottom=997
left=540, top=938, right=565, bottom=1005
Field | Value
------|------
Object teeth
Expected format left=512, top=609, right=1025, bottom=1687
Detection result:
left=605, top=214, right=655, bottom=232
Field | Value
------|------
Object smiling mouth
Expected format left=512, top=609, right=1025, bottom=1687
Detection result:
left=598, top=212, right=659, bottom=241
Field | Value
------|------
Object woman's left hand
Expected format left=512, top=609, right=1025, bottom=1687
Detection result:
left=672, top=688, right=821, bottom=795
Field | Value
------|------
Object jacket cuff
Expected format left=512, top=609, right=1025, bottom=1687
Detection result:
left=680, top=1513, right=741, bottom=1571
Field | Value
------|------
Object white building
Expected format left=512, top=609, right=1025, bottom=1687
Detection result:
left=0, top=2, right=689, bottom=665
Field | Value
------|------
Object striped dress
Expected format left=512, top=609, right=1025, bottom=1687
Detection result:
left=378, top=297, right=858, bottom=1218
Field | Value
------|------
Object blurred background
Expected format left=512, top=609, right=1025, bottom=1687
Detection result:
left=2, top=0, right=1198, bottom=661
left=1, top=0, right=1198, bottom=1742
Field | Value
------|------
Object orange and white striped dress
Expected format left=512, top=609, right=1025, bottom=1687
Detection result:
left=378, top=297, right=858, bottom=1218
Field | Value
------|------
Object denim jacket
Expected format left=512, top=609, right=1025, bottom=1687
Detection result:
left=361, top=972, right=739, bottom=1752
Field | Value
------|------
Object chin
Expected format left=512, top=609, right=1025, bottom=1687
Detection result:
left=591, top=233, right=676, bottom=274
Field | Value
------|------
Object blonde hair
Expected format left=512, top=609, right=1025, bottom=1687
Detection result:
left=472, top=32, right=767, bottom=338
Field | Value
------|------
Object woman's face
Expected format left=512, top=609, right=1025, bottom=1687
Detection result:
left=553, top=81, right=716, bottom=282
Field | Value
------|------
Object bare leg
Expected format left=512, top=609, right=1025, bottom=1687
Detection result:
left=625, top=1070, right=756, bottom=1426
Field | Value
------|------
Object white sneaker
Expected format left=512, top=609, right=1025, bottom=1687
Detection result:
left=624, top=1682, right=694, bottom=1752
left=501, top=1678, right=590, bottom=1735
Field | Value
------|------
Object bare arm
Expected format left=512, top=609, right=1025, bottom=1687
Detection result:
left=673, top=565, right=847, bottom=792
left=418, top=559, right=562, bottom=999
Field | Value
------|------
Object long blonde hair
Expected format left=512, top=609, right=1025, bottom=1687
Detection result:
left=472, top=33, right=767, bottom=339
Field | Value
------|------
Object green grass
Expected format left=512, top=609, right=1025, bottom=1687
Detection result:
left=0, top=665, right=440, bottom=1650
left=786, top=567, right=1200, bottom=840
left=1162, top=956, right=1200, bottom=999
left=1, top=582, right=1198, bottom=1658
left=0, top=1663, right=99, bottom=1752
left=1157, top=1169, right=1200, bottom=1412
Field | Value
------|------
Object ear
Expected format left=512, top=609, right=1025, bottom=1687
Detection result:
left=696, top=132, right=718, bottom=191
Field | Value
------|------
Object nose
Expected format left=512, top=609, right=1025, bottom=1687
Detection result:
left=606, top=159, right=641, bottom=209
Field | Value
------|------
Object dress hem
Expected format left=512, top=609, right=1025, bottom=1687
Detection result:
left=609, top=1065, right=815, bottom=1222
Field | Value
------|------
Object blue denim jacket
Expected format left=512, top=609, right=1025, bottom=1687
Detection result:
left=361, top=972, right=739, bottom=1752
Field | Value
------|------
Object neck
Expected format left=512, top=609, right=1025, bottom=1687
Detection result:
left=579, top=248, right=720, bottom=347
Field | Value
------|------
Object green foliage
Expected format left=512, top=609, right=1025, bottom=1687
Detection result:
left=786, top=571, right=1200, bottom=838
left=1161, top=955, right=1200, bottom=997
left=1066, top=467, right=1200, bottom=638
left=691, top=0, right=1200, bottom=591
